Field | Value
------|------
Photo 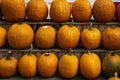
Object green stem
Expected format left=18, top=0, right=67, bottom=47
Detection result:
left=89, top=22, right=92, bottom=30
left=45, top=53, right=50, bottom=56
left=110, top=51, right=115, bottom=56
left=88, top=49, right=91, bottom=55
left=28, top=44, right=33, bottom=56
left=18, top=18, right=22, bottom=24
left=69, top=48, right=72, bottom=55
left=111, top=25, right=115, bottom=28
left=6, top=51, right=11, bottom=60
left=69, top=20, right=74, bottom=27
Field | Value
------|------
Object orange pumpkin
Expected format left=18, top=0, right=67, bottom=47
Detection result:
left=116, top=4, right=120, bottom=21
left=1, top=0, right=25, bottom=22
left=7, top=23, right=34, bottom=49
left=57, top=25, right=80, bottom=49
left=59, top=52, right=78, bottom=78
left=35, top=25, right=56, bottom=49
left=81, top=27, right=101, bottom=49
left=38, top=53, right=58, bottom=77
left=0, top=26, right=7, bottom=48
left=80, top=52, right=101, bottom=79
left=26, top=0, right=48, bottom=22
left=18, top=44, right=37, bottom=78
left=108, top=72, right=120, bottom=80
left=50, top=0, right=71, bottom=22
left=0, top=51, right=18, bottom=78
left=102, top=27, right=120, bottom=50
left=72, top=0, right=92, bottom=21
left=93, top=0, right=115, bottom=22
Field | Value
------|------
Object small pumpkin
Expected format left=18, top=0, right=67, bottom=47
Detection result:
left=116, top=4, right=120, bottom=21
left=102, top=27, right=120, bottom=50
left=57, top=25, right=80, bottom=49
left=1, top=0, right=25, bottom=22
left=26, top=0, right=48, bottom=22
left=72, top=0, right=92, bottom=21
left=93, top=0, right=115, bottom=22
left=108, top=72, right=120, bottom=80
left=59, top=50, right=78, bottom=78
left=18, top=44, right=37, bottom=78
left=80, top=52, right=101, bottom=79
left=35, top=25, right=56, bottom=49
left=7, top=22, right=34, bottom=49
left=0, top=51, right=18, bottom=78
left=50, top=0, right=71, bottom=22
left=81, top=24, right=101, bottom=49
left=38, top=53, right=58, bottom=77
left=102, top=53, right=120, bottom=77
left=0, top=26, right=7, bottom=48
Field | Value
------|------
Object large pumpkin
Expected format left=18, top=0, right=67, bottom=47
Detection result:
left=59, top=53, right=78, bottom=78
left=102, top=27, right=120, bottom=50
left=26, top=0, right=48, bottom=22
left=93, top=0, right=115, bottom=22
left=18, top=45, right=37, bottom=78
left=50, top=0, right=71, bottom=22
left=116, top=4, right=120, bottom=21
left=7, top=23, right=34, bottom=49
left=0, top=51, right=18, bottom=78
left=102, top=53, right=120, bottom=77
left=38, top=53, right=58, bottom=77
left=80, top=52, right=101, bottom=79
left=0, top=26, right=7, bottom=48
left=1, top=0, right=25, bottom=22
left=81, top=27, right=101, bottom=49
left=108, top=72, right=120, bottom=80
left=72, top=0, right=92, bottom=22
left=57, top=25, right=80, bottom=49
left=35, top=25, right=56, bottom=49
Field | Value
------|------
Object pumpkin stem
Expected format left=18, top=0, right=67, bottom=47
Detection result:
left=111, top=25, right=115, bottom=28
left=110, top=51, right=115, bottom=56
left=69, top=20, right=74, bottom=27
left=18, top=18, right=22, bottom=24
left=89, top=22, right=92, bottom=30
left=28, top=44, right=33, bottom=56
left=88, top=49, right=91, bottom=55
left=114, top=72, right=118, bottom=77
left=6, top=51, right=11, bottom=60
left=69, top=48, right=72, bottom=55
left=45, top=53, right=50, bottom=56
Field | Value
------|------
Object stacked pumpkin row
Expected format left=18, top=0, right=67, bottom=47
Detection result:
left=0, top=0, right=120, bottom=22
left=0, top=22, right=120, bottom=50
left=0, top=45, right=120, bottom=80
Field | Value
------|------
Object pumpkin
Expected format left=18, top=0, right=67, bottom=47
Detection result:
left=26, top=0, right=48, bottom=22
left=93, top=0, right=115, bottom=22
left=59, top=51, right=78, bottom=78
left=80, top=52, right=101, bottom=79
left=57, top=25, right=80, bottom=49
left=0, top=26, right=7, bottom=48
left=1, top=0, right=25, bottom=22
left=50, top=0, right=71, bottom=22
left=7, top=22, right=34, bottom=49
left=18, top=44, right=37, bottom=78
left=116, top=4, right=120, bottom=21
left=108, top=72, right=120, bottom=80
left=102, top=27, right=120, bottom=50
left=0, top=51, right=18, bottom=78
left=102, top=53, right=120, bottom=77
left=38, top=53, right=58, bottom=77
left=35, top=25, right=56, bottom=49
left=72, top=0, right=92, bottom=22
left=81, top=25, right=101, bottom=49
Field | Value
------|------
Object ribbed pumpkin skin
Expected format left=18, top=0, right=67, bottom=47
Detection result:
left=93, top=0, right=115, bottom=22
left=102, top=54, right=120, bottom=77
left=108, top=77, right=120, bottom=80
left=26, top=0, right=48, bottom=22
left=80, top=53, right=101, bottom=79
left=102, top=27, right=120, bottom=50
left=18, top=54, right=37, bottom=78
left=116, top=4, right=120, bottom=21
left=38, top=53, right=58, bottom=77
left=35, top=26, right=56, bottom=49
left=7, top=23, right=34, bottom=49
left=0, top=27, right=7, bottom=48
left=72, top=0, right=92, bottom=21
left=1, top=0, right=25, bottom=22
left=81, top=28, right=101, bottom=49
left=50, top=0, right=71, bottom=22
left=59, top=54, right=78, bottom=78
left=57, top=25, right=80, bottom=49
left=0, top=57, right=18, bottom=78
